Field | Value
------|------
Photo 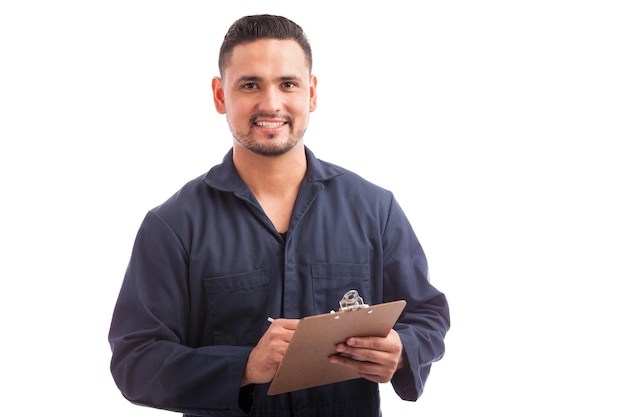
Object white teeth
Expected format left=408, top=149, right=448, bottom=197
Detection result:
left=256, top=121, right=284, bottom=128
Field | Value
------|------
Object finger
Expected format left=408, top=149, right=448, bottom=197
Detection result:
left=336, top=338, right=403, bottom=372
left=264, top=321, right=298, bottom=346
left=329, top=354, right=393, bottom=383
left=346, top=329, right=403, bottom=355
left=344, top=336, right=397, bottom=354
left=336, top=343, right=388, bottom=366
left=272, top=318, right=300, bottom=330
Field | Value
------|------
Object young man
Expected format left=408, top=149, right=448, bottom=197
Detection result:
left=109, top=14, right=450, bottom=417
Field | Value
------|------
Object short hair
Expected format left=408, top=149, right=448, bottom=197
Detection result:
left=218, top=14, right=313, bottom=76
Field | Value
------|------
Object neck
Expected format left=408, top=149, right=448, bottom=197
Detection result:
left=233, top=143, right=307, bottom=197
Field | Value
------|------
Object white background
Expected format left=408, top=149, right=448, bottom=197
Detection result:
left=1, top=1, right=625, bottom=415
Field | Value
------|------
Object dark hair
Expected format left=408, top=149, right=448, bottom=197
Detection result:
left=218, top=14, right=312, bottom=76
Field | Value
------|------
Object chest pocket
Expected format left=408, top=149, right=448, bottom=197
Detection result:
left=310, top=263, right=371, bottom=315
left=202, top=269, right=269, bottom=346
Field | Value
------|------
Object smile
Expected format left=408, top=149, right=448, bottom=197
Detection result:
left=255, top=121, right=286, bottom=128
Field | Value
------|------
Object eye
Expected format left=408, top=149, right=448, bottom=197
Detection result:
left=282, top=81, right=296, bottom=89
left=242, top=83, right=258, bottom=89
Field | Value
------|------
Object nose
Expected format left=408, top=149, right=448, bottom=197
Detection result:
left=258, top=86, right=281, bottom=114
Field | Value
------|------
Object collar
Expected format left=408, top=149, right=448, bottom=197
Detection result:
left=203, top=146, right=343, bottom=193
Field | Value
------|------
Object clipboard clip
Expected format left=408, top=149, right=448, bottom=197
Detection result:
left=338, top=290, right=370, bottom=311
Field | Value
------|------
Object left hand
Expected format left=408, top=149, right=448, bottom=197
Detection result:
left=329, top=329, right=405, bottom=383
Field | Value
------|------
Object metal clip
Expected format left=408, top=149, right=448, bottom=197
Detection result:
left=338, top=290, right=369, bottom=311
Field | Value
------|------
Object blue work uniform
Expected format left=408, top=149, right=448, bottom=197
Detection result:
left=108, top=147, right=450, bottom=417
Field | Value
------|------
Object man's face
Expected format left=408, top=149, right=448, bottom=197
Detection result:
left=212, top=39, right=317, bottom=157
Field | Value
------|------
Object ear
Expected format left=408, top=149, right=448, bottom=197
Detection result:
left=309, top=75, right=318, bottom=112
left=212, top=77, right=226, bottom=114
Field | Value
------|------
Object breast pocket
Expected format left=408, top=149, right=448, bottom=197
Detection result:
left=202, top=269, right=269, bottom=346
left=310, top=263, right=371, bottom=315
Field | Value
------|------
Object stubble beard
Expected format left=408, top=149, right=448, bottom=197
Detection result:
left=229, top=114, right=307, bottom=157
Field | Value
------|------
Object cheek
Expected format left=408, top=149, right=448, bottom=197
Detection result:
left=226, top=100, right=250, bottom=120
left=291, top=98, right=312, bottom=117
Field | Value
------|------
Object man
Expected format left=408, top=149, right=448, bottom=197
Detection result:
left=109, top=14, right=450, bottom=417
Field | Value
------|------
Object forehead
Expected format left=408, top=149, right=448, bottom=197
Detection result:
left=224, top=39, right=309, bottom=79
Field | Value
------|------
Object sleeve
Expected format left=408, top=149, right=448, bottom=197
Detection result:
left=108, top=211, right=255, bottom=416
left=381, top=195, right=450, bottom=401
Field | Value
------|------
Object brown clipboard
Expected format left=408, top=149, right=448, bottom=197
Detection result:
left=267, top=299, right=407, bottom=395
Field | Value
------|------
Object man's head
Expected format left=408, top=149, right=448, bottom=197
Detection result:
left=212, top=15, right=317, bottom=158
left=218, top=14, right=313, bottom=78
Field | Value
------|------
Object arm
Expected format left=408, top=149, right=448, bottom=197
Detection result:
left=108, top=211, right=255, bottom=416
left=383, top=195, right=450, bottom=401
left=331, top=195, right=450, bottom=400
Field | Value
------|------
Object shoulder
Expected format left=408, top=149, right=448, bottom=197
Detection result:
left=150, top=172, right=210, bottom=217
left=316, top=157, right=393, bottom=199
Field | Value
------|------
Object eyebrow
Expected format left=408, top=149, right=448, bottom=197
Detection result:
left=234, top=75, right=304, bottom=84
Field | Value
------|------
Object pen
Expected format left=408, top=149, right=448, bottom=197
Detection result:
left=267, top=317, right=275, bottom=323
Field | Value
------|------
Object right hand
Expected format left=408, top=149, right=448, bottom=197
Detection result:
left=241, top=318, right=299, bottom=386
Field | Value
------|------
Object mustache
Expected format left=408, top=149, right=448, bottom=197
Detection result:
left=249, top=112, right=293, bottom=125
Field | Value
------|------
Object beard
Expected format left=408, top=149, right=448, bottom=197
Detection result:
left=228, top=113, right=307, bottom=157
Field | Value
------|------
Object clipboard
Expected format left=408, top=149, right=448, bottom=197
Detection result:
left=267, top=293, right=406, bottom=396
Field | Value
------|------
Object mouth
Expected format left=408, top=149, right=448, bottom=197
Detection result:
left=255, top=120, right=287, bottom=129
left=251, top=113, right=292, bottom=131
